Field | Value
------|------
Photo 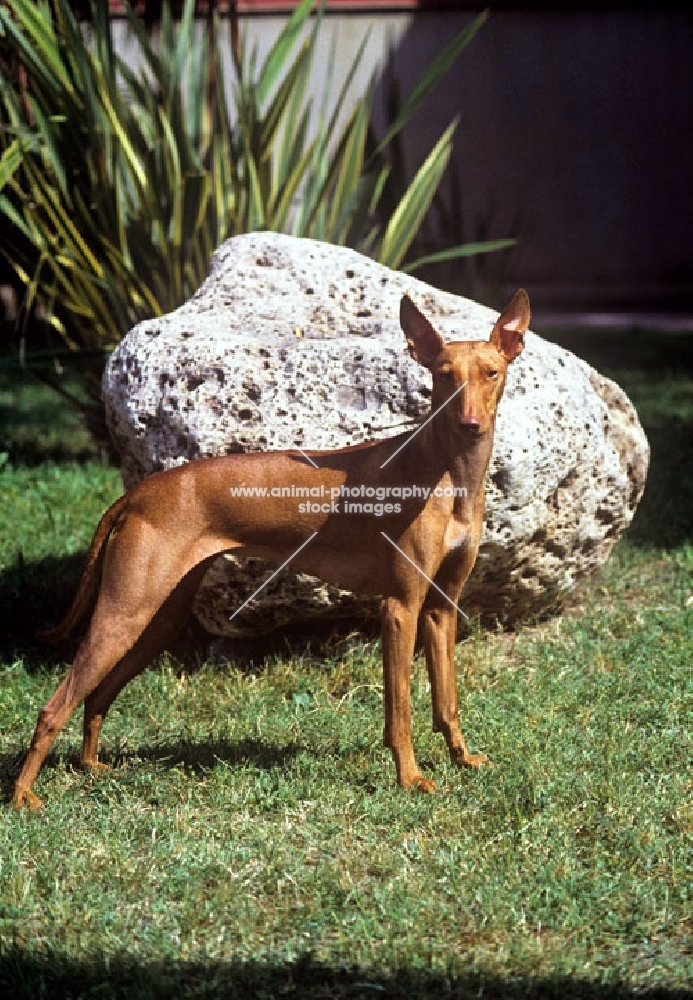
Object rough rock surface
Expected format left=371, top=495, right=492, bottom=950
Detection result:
left=103, top=232, right=649, bottom=635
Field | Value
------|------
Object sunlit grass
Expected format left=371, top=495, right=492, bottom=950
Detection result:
left=0, top=342, right=691, bottom=998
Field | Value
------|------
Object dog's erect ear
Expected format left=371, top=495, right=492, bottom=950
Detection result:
left=490, top=289, right=531, bottom=363
left=400, top=295, right=445, bottom=370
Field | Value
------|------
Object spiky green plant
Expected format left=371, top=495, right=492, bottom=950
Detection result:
left=0, top=0, right=512, bottom=427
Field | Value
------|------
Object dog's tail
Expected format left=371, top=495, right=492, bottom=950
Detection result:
left=38, top=493, right=129, bottom=643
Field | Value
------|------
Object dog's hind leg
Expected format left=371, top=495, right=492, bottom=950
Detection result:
left=13, top=514, right=221, bottom=809
left=11, top=623, right=152, bottom=810
left=80, top=559, right=214, bottom=770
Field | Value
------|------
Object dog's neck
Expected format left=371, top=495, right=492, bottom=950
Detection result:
left=420, top=413, right=496, bottom=521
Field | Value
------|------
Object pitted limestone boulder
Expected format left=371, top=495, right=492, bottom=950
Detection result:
left=103, top=232, right=649, bottom=635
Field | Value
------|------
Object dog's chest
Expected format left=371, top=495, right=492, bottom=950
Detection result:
left=444, top=517, right=469, bottom=553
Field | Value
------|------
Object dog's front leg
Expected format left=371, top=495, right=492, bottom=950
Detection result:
left=381, top=595, right=435, bottom=792
left=421, top=562, right=488, bottom=771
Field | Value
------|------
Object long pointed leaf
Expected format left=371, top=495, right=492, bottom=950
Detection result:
left=376, top=11, right=487, bottom=155
left=0, top=140, right=29, bottom=192
left=327, top=94, right=371, bottom=240
left=270, top=137, right=319, bottom=230
left=0, top=0, right=74, bottom=95
left=26, top=100, right=68, bottom=194
left=378, top=121, right=457, bottom=269
left=260, top=37, right=312, bottom=162
left=403, top=238, right=517, bottom=273
left=256, top=0, right=316, bottom=107
left=273, top=29, right=316, bottom=190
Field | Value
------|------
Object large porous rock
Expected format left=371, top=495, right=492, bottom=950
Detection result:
left=103, top=232, right=649, bottom=636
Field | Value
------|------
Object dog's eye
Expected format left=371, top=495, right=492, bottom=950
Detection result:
left=488, top=369, right=499, bottom=380
left=437, top=367, right=453, bottom=378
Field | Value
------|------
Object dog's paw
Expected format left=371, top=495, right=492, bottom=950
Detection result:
left=413, top=775, right=437, bottom=793
left=400, top=773, right=437, bottom=794
left=12, top=788, right=43, bottom=811
left=451, top=748, right=490, bottom=770
left=82, top=760, right=111, bottom=775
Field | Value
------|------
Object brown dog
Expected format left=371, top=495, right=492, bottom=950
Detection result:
left=12, top=290, right=530, bottom=808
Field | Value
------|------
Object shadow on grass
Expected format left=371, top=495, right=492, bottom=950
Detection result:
left=110, top=736, right=303, bottom=775
left=626, top=421, right=693, bottom=548
left=0, top=737, right=302, bottom=805
left=546, top=328, right=693, bottom=548
left=0, top=359, right=106, bottom=466
left=544, top=326, right=693, bottom=372
left=0, top=950, right=689, bottom=1000
left=0, top=551, right=88, bottom=667
left=0, top=437, right=100, bottom=466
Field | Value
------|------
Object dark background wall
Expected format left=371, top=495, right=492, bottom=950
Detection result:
left=373, top=7, right=693, bottom=319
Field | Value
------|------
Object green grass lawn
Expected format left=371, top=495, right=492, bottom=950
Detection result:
left=0, top=334, right=691, bottom=1000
